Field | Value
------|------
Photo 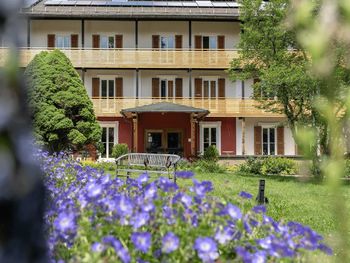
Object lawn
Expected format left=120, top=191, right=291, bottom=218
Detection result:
left=177, top=172, right=350, bottom=240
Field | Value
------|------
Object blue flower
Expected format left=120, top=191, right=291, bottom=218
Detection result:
left=131, top=232, right=152, bottom=253
left=252, top=205, right=267, bottom=214
left=194, top=237, right=219, bottom=262
left=191, top=180, right=213, bottom=197
left=239, top=191, right=253, bottom=199
left=116, top=196, right=134, bottom=217
left=103, top=236, right=131, bottom=263
left=54, top=211, right=76, bottom=234
left=175, top=171, right=194, bottom=179
left=131, top=212, right=150, bottom=229
left=214, top=226, right=233, bottom=245
left=226, top=203, right=242, bottom=220
left=318, top=243, right=333, bottom=255
left=162, top=232, right=180, bottom=253
left=137, top=172, right=149, bottom=184
left=91, top=242, right=105, bottom=253
left=86, top=182, right=103, bottom=199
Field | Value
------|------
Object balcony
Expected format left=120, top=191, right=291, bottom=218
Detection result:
left=0, top=48, right=238, bottom=69
left=91, top=98, right=284, bottom=118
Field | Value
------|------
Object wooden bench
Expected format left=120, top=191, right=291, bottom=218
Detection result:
left=115, top=153, right=181, bottom=182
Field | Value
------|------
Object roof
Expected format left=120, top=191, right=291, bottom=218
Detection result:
left=20, top=0, right=239, bottom=20
left=121, top=101, right=209, bottom=118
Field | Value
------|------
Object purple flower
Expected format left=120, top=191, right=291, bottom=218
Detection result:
left=162, top=232, right=180, bottom=253
left=318, top=243, right=333, bottom=255
left=194, top=237, right=219, bottom=262
left=191, top=180, right=213, bottom=197
left=137, top=172, right=149, bottom=184
left=252, top=205, right=267, bottom=214
left=54, top=211, right=76, bottom=233
left=103, top=236, right=131, bottom=263
left=226, top=203, right=242, bottom=220
left=131, top=212, right=150, bottom=229
left=86, top=182, right=102, bottom=199
left=91, top=242, right=105, bottom=253
left=175, top=171, right=194, bottom=179
left=239, top=191, right=253, bottom=199
left=144, top=183, right=158, bottom=200
left=116, top=196, right=134, bottom=216
left=131, top=232, right=152, bottom=253
left=214, top=226, right=233, bottom=245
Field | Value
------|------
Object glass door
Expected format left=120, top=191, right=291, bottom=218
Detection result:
left=146, top=131, right=163, bottom=153
left=166, top=131, right=183, bottom=155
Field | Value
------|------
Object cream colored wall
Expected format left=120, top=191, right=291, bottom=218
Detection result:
left=191, top=70, right=237, bottom=98
left=138, top=21, right=189, bottom=49
left=31, top=20, right=81, bottom=48
left=236, top=117, right=296, bottom=156
left=84, top=70, right=136, bottom=97
left=84, top=21, right=135, bottom=48
left=139, top=70, right=190, bottom=97
left=192, top=21, right=240, bottom=49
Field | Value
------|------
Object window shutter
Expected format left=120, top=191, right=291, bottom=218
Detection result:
left=217, top=35, right=225, bottom=49
left=175, top=35, right=182, bottom=49
left=152, top=78, right=160, bottom=98
left=115, top=77, right=123, bottom=97
left=254, top=126, right=262, bottom=155
left=47, top=34, right=55, bottom=48
left=194, top=78, right=202, bottom=97
left=175, top=78, right=183, bottom=97
left=194, top=35, right=202, bottom=49
left=92, top=78, right=100, bottom=97
left=168, top=80, right=174, bottom=98
left=218, top=78, right=225, bottom=98
left=71, top=34, right=78, bottom=48
left=115, top=34, right=123, bottom=48
left=152, top=35, right=159, bottom=49
left=277, top=126, right=285, bottom=155
left=92, top=34, right=100, bottom=48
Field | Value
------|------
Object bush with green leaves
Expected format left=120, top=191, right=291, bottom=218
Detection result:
left=193, top=159, right=226, bottom=174
left=24, top=50, right=101, bottom=153
left=237, top=157, right=297, bottom=176
left=203, top=145, right=219, bottom=162
left=111, top=143, right=129, bottom=159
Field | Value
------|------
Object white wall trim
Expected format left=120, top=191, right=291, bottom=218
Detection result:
left=199, top=121, right=222, bottom=155
left=99, top=121, right=119, bottom=160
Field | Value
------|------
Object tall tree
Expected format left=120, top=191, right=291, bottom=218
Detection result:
left=229, top=0, right=319, bottom=134
left=25, top=50, right=102, bottom=153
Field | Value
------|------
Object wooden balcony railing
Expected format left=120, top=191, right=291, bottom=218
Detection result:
left=0, top=48, right=238, bottom=69
left=91, top=98, right=284, bottom=118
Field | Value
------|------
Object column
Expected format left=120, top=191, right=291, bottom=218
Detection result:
left=132, top=113, right=138, bottom=152
left=81, top=19, right=85, bottom=48
left=135, top=20, right=138, bottom=48
left=27, top=18, right=31, bottom=47
left=188, top=20, right=192, bottom=49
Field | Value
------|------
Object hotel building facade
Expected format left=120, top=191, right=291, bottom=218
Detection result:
left=10, top=0, right=297, bottom=159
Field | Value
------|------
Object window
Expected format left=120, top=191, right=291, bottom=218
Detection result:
left=159, top=79, right=175, bottom=98
left=56, top=35, right=70, bottom=49
left=100, top=123, right=118, bottom=159
left=262, top=127, right=276, bottom=155
left=160, top=36, right=175, bottom=49
left=101, top=79, right=115, bottom=98
left=100, top=36, right=114, bottom=49
left=200, top=122, right=221, bottom=154
left=203, top=80, right=217, bottom=98
left=202, top=36, right=217, bottom=49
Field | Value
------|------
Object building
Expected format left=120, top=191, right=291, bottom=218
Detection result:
left=9, top=0, right=297, bottom=159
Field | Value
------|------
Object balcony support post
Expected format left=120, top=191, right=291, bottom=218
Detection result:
left=27, top=18, right=31, bottom=47
left=136, top=69, right=139, bottom=98
left=135, top=20, right=138, bottom=49
left=189, top=20, right=192, bottom=49
left=81, top=19, right=85, bottom=48
left=190, top=113, right=197, bottom=156
left=189, top=69, right=192, bottom=97
left=132, top=113, right=138, bottom=153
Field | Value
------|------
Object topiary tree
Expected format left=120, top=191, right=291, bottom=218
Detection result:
left=24, top=50, right=102, bottom=153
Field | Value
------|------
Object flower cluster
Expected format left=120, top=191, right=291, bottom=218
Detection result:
left=36, top=150, right=332, bottom=262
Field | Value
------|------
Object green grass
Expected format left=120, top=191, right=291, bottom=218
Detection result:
left=178, top=172, right=350, bottom=255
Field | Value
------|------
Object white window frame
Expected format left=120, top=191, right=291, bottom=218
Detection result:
left=100, top=78, right=115, bottom=99
left=201, top=35, right=217, bottom=49
left=199, top=121, right=221, bottom=155
left=160, top=35, right=175, bottom=49
left=100, top=35, right=115, bottom=49
left=99, top=122, right=119, bottom=160
left=202, top=78, right=218, bottom=99
left=157, top=75, right=176, bottom=99
left=56, top=35, right=70, bottom=49
left=261, top=125, right=277, bottom=156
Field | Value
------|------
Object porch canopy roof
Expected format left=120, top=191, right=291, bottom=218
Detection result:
left=121, top=101, right=209, bottom=119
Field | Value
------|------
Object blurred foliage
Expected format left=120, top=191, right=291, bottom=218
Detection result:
left=24, top=50, right=102, bottom=153
left=202, top=145, right=220, bottom=162
left=111, top=143, right=129, bottom=159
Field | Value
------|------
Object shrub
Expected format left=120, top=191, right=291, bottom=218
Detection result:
left=81, top=160, right=115, bottom=172
left=345, top=159, right=350, bottom=178
left=111, top=143, right=129, bottom=159
left=193, top=159, right=226, bottom=173
left=203, top=145, right=219, bottom=162
left=237, top=157, right=297, bottom=176
left=35, top=150, right=332, bottom=262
